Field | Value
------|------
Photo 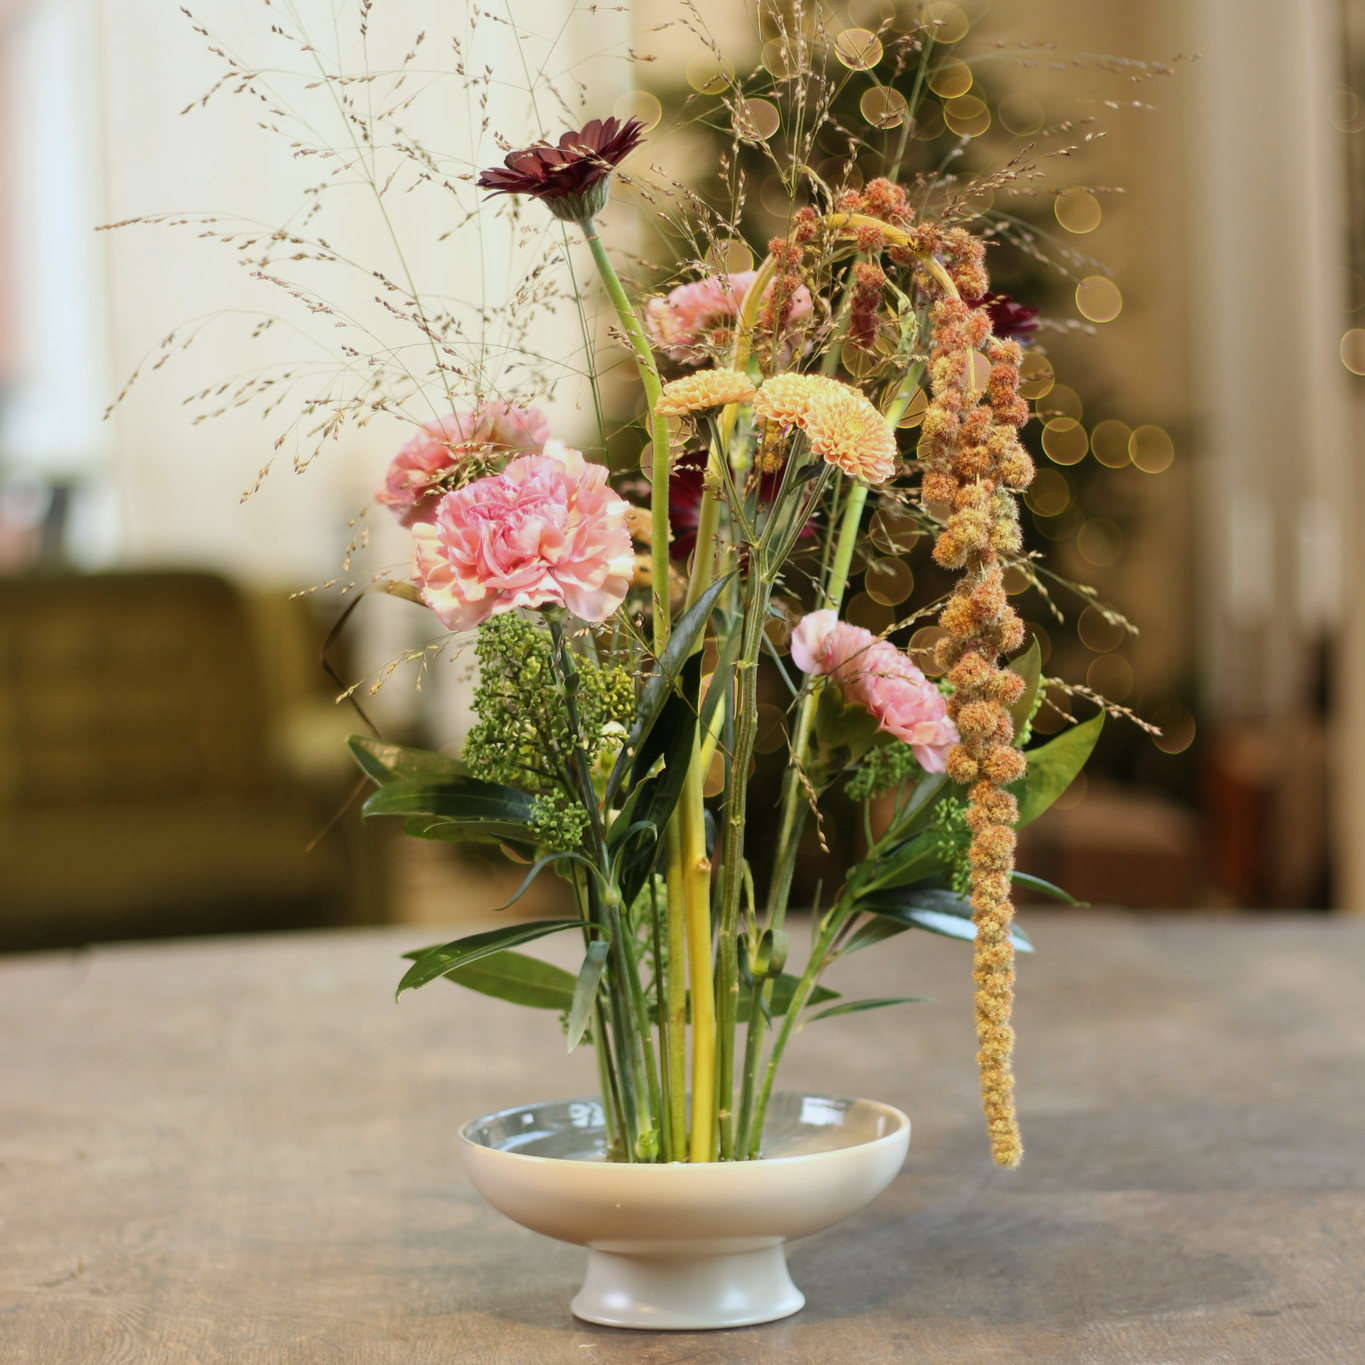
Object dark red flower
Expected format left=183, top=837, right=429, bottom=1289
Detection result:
left=668, top=451, right=817, bottom=563
left=966, top=292, right=1040, bottom=341
left=477, top=117, right=645, bottom=221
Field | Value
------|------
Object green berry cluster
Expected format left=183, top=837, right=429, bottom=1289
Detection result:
left=932, top=797, right=974, bottom=897
left=845, top=739, right=924, bottom=802
left=462, top=613, right=635, bottom=849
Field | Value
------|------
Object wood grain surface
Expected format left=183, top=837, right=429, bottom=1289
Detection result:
left=2, top=913, right=1363, bottom=1363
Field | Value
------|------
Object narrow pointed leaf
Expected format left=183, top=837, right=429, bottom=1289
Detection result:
left=861, top=889, right=1034, bottom=952
left=364, top=774, right=537, bottom=845
left=1012, top=870, right=1086, bottom=906
left=396, top=919, right=580, bottom=997
left=805, top=995, right=930, bottom=1023
left=349, top=736, right=468, bottom=787
left=1007, top=638, right=1043, bottom=740
left=859, top=828, right=951, bottom=894
left=1012, top=711, right=1103, bottom=827
left=437, top=949, right=577, bottom=1011
left=566, top=939, right=611, bottom=1052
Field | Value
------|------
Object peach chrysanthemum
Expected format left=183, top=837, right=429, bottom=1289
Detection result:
left=753, top=373, right=897, bottom=485
left=655, top=369, right=757, bottom=417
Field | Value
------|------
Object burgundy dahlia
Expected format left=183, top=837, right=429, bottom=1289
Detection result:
left=966, top=291, right=1041, bottom=342
left=477, top=117, right=645, bottom=222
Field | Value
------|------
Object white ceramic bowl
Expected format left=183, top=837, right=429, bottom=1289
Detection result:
left=460, top=1092, right=910, bottom=1329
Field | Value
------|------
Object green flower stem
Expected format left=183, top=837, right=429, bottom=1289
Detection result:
left=577, top=217, right=672, bottom=648
left=663, top=825, right=689, bottom=1160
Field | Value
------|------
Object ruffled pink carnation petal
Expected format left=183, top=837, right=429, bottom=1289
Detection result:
left=410, top=439, right=635, bottom=632
left=790, top=610, right=959, bottom=771
left=376, top=402, right=551, bottom=527
left=646, top=271, right=814, bottom=364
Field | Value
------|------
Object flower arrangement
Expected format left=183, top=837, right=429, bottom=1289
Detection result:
left=120, top=3, right=1152, bottom=1173
left=352, top=102, right=1108, bottom=1167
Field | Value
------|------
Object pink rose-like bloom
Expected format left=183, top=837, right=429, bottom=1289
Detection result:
left=791, top=609, right=958, bottom=773
left=376, top=402, right=552, bottom=527
left=646, top=271, right=814, bottom=364
left=410, top=440, right=635, bottom=632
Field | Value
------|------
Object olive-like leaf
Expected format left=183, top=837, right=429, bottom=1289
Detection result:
left=396, top=920, right=582, bottom=997
left=858, top=829, right=950, bottom=894
left=364, top=774, right=538, bottom=845
left=434, top=949, right=577, bottom=1012
left=1012, top=711, right=1103, bottom=827
left=1007, top=638, right=1043, bottom=740
left=1012, top=870, right=1086, bottom=906
left=860, top=889, right=1035, bottom=953
left=348, top=736, right=468, bottom=787
left=566, top=939, right=612, bottom=1052
left=805, top=995, right=930, bottom=1023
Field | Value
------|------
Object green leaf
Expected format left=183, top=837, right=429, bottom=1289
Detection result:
left=805, top=995, right=930, bottom=1023
left=1012, top=870, right=1086, bottom=906
left=840, top=915, right=912, bottom=956
left=736, top=974, right=839, bottom=1024
left=604, top=575, right=731, bottom=805
left=364, top=774, right=538, bottom=845
left=858, top=828, right=951, bottom=894
left=396, top=919, right=582, bottom=997
left=437, top=949, right=577, bottom=1011
left=1007, top=638, right=1043, bottom=740
left=861, top=889, right=1035, bottom=953
left=566, top=939, right=611, bottom=1052
left=877, top=771, right=951, bottom=844
left=1012, top=711, right=1103, bottom=826
left=348, top=736, right=468, bottom=788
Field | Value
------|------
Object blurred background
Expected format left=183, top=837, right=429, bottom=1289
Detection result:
left=0, top=0, right=1360, bottom=952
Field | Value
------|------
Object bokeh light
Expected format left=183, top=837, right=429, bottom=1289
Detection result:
left=1129, top=425, right=1175, bottom=473
left=761, top=39, right=802, bottom=81
left=927, top=59, right=972, bottom=99
left=754, top=703, right=788, bottom=754
left=869, top=505, right=920, bottom=554
left=1039, top=383, right=1082, bottom=420
left=1341, top=329, right=1365, bottom=376
left=998, top=92, right=1045, bottom=135
left=835, top=28, right=884, bottom=70
left=943, top=94, right=990, bottom=138
left=1151, top=702, right=1197, bottom=755
left=1054, top=188, right=1102, bottom=234
left=860, top=86, right=909, bottom=129
left=895, top=387, right=929, bottom=427
left=908, top=2, right=969, bottom=43
left=847, top=591, right=894, bottom=633
left=1328, top=88, right=1365, bottom=133
left=1003, top=564, right=1031, bottom=595
left=704, top=238, right=755, bottom=273
left=1076, top=276, right=1123, bottom=323
left=1078, top=604, right=1126, bottom=653
left=1090, top=419, right=1132, bottom=468
left=1086, top=653, right=1133, bottom=701
left=911, top=103, right=946, bottom=140
left=685, top=53, right=733, bottom=94
left=1017, top=352, right=1054, bottom=400
left=1041, top=416, right=1088, bottom=465
left=737, top=98, right=780, bottom=141
left=612, top=91, right=662, bottom=132
left=1023, top=622, right=1052, bottom=665
left=908, top=625, right=949, bottom=676
left=865, top=557, right=915, bottom=606
left=1076, top=517, right=1124, bottom=567
left=1025, top=467, right=1071, bottom=517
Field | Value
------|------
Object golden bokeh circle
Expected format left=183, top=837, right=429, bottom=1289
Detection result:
left=1078, top=604, right=1125, bottom=653
left=848, top=0, right=897, bottom=25
left=968, top=349, right=992, bottom=394
left=1328, top=88, right=1365, bottom=134
left=612, top=91, right=663, bottom=133
left=912, top=103, right=946, bottom=140
left=847, top=591, right=895, bottom=634
left=1090, top=419, right=1132, bottom=469
left=1023, top=623, right=1053, bottom=667
left=1341, top=328, right=1365, bottom=376
left=896, top=386, right=929, bottom=427
left=704, top=238, right=755, bottom=273
left=1055, top=188, right=1102, bottom=235
left=908, top=626, right=949, bottom=676
left=865, top=556, right=915, bottom=607
left=817, top=156, right=864, bottom=192
left=1018, top=352, right=1054, bottom=400
left=870, top=505, right=920, bottom=555
left=754, top=703, right=788, bottom=754
left=1041, top=416, right=1088, bottom=465
left=738, top=98, right=781, bottom=141
left=909, top=1, right=970, bottom=44
left=1086, top=653, right=1133, bottom=702
left=860, top=86, right=909, bottom=129
left=703, top=749, right=726, bottom=797
left=1038, top=383, right=1082, bottom=421
left=1025, top=467, right=1071, bottom=517
left=1076, top=276, right=1123, bottom=323
left=944, top=94, right=990, bottom=138
left=1076, top=517, right=1124, bottom=567
left=927, top=59, right=973, bottom=99
left=761, top=38, right=801, bottom=81
left=998, top=92, right=1044, bottom=135
left=1129, top=425, right=1175, bottom=474
left=1151, top=703, right=1196, bottom=755
left=835, top=28, right=884, bottom=70
left=685, top=53, right=733, bottom=94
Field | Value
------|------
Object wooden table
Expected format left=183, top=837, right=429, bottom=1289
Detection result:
left=2, top=913, right=1363, bottom=1363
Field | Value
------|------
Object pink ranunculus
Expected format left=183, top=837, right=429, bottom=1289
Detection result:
left=791, top=610, right=959, bottom=773
left=410, top=440, right=636, bottom=632
left=375, top=402, right=552, bottom=527
left=646, top=271, right=814, bottom=364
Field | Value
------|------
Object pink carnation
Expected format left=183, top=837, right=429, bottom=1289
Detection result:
left=791, top=609, right=958, bottom=773
left=646, top=271, right=814, bottom=364
left=376, top=402, right=551, bottom=527
left=410, top=440, right=635, bottom=632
